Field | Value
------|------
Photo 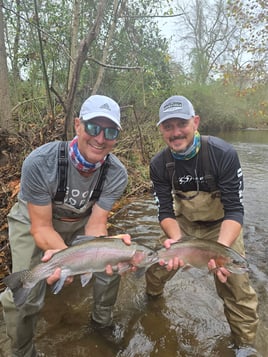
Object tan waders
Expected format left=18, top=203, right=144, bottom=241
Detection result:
left=146, top=191, right=259, bottom=349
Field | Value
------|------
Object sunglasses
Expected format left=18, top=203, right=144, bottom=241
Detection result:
left=83, top=122, right=120, bottom=140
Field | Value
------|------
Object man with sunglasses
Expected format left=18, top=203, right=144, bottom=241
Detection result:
left=146, top=95, right=260, bottom=356
left=1, top=95, right=128, bottom=357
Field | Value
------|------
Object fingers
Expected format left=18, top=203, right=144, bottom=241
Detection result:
left=89, top=234, right=132, bottom=276
left=161, top=239, right=184, bottom=270
left=159, top=257, right=184, bottom=271
left=43, top=249, right=74, bottom=286
left=121, top=234, right=131, bottom=245
left=46, top=268, right=74, bottom=286
left=46, top=267, right=62, bottom=285
left=42, top=249, right=60, bottom=262
left=105, top=264, right=114, bottom=275
left=208, top=259, right=231, bottom=283
left=164, top=239, right=178, bottom=249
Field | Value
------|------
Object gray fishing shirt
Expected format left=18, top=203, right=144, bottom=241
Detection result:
left=13, top=141, right=128, bottom=223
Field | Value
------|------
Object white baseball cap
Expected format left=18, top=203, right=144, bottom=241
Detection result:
left=79, top=95, right=121, bottom=129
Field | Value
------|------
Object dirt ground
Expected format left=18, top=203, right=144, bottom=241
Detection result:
left=0, top=130, right=26, bottom=290
left=0, top=116, right=67, bottom=291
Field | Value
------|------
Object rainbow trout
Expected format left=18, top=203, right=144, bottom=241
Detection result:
left=3, top=236, right=158, bottom=307
left=157, top=237, right=249, bottom=274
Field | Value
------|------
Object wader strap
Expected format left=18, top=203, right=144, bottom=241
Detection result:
left=54, top=141, right=110, bottom=204
left=164, top=148, right=175, bottom=179
left=54, top=141, right=69, bottom=203
left=90, top=155, right=110, bottom=201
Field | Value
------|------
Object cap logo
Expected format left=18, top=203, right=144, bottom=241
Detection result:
left=164, top=101, right=183, bottom=112
left=100, top=103, right=111, bottom=111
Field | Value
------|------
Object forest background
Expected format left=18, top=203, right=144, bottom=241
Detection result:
left=0, top=0, right=267, bottom=281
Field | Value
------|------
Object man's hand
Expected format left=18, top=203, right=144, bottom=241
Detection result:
left=120, top=233, right=131, bottom=246
left=105, top=233, right=132, bottom=275
left=159, top=238, right=185, bottom=271
left=42, top=249, right=74, bottom=286
left=208, top=259, right=231, bottom=283
left=163, top=238, right=178, bottom=249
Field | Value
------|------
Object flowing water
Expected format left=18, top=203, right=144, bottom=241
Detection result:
left=0, top=130, right=267, bottom=357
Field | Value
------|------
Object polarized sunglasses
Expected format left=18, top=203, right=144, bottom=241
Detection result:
left=83, top=121, right=120, bottom=140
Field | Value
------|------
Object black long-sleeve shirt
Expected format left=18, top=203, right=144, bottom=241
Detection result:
left=150, top=135, right=244, bottom=225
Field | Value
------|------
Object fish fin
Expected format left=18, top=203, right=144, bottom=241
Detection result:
left=181, top=264, right=194, bottom=272
left=80, top=272, right=93, bottom=287
left=117, top=262, right=132, bottom=275
left=3, top=270, right=32, bottom=308
left=51, top=276, right=68, bottom=294
left=3, top=271, right=26, bottom=290
left=155, top=236, right=195, bottom=251
left=72, top=235, right=96, bottom=245
left=72, top=235, right=120, bottom=245
left=117, top=265, right=147, bottom=279
left=170, top=236, right=196, bottom=246
left=12, top=287, right=32, bottom=308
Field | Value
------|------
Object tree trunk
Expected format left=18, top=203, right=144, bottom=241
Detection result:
left=12, top=0, right=22, bottom=82
left=0, top=1, right=13, bottom=131
left=92, top=0, right=124, bottom=94
left=67, top=0, right=81, bottom=93
left=64, top=0, right=107, bottom=139
left=33, top=0, right=55, bottom=120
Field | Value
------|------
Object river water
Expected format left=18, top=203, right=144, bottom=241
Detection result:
left=0, top=130, right=267, bottom=357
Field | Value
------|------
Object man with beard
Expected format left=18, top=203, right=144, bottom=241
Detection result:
left=146, top=95, right=260, bottom=357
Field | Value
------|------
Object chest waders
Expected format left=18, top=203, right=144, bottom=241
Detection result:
left=165, top=135, right=224, bottom=234
left=146, top=136, right=259, bottom=348
left=0, top=143, right=119, bottom=357
left=54, top=143, right=120, bottom=327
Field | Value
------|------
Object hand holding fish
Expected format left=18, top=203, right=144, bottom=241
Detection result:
left=156, top=237, right=249, bottom=277
left=159, top=238, right=185, bottom=271
left=120, top=234, right=132, bottom=245
left=208, top=259, right=231, bottom=283
left=42, top=233, right=133, bottom=284
left=3, top=235, right=158, bottom=308
left=97, top=233, right=133, bottom=276
left=42, top=250, right=74, bottom=286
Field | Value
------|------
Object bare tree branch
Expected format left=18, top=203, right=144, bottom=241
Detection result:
left=88, top=55, right=143, bottom=70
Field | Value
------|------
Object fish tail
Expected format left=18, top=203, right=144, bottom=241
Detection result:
left=3, top=270, right=32, bottom=308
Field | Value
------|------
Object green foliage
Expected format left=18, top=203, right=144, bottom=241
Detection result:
left=3, top=0, right=173, bottom=127
left=145, top=80, right=268, bottom=133
left=2, top=0, right=267, bottom=136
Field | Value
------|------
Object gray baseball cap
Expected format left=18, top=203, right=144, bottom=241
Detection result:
left=157, top=95, right=195, bottom=126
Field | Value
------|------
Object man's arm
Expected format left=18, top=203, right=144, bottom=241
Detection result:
left=158, top=217, right=185, bottom=271
left=84, top=203, right=109, bottom=237
left=208, top=219, right=242, bottom=283
left=28, top=202, right=71, bottom=285
left=217, top=219, right=242, bottom=248
left=160, top=217, right=182, bottom=242
left=28, top=203, right=68, bottom=251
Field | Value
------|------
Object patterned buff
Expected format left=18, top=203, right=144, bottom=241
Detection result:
left=171, top=131, right=201, bottom=160
left=69, top=136, right=105, bottom=173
